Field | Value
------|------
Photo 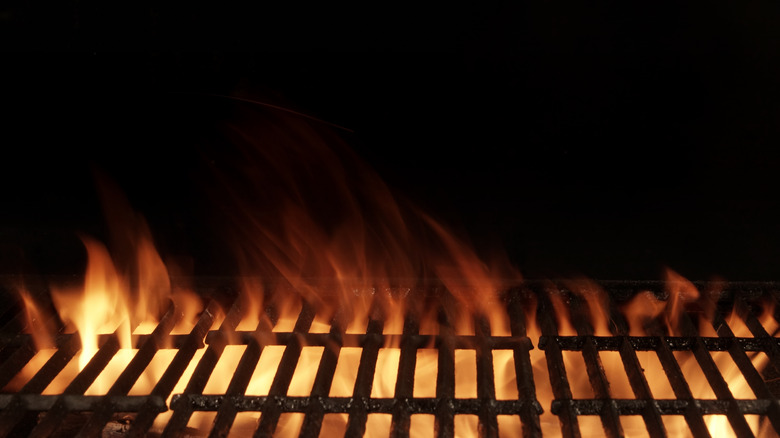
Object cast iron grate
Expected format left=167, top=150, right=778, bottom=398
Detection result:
left=164, top=288, right=541, bottom=438
left=0, top=282, right=777, bottom=437
left=535, top=282, right=780, bottom=438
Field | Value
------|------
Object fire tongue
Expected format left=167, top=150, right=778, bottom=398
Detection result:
left=9, top=102, right=780, bottom=437
left=51, top=237, right=136, bottom=371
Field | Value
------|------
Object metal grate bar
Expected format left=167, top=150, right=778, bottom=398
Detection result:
left=0, top=394, right=165, bottom=411
left=616, top=336, right=666, bottom=437
left=553, top=399, right=780, bottom=414
left=506, top=289, right=542, bottom=437
left=654, top=337, right=712, bottom=437
left=205, top=331, right=535, bottom=351
left=298, top=313, right=346, bottom=437
left=711, top=297, right=780, bottom=435
left=538, top=336, right=780, bottom=351
left=567, top=293, right=623, bottom=438
left=343, top=306, right=384, bottom=438
left=677, top=309, right=755, bottom=437
left=252, top=303, right=315, bottom=437
left=127, top=300, right=220, bottom=437
left=389, top=311, right=419, bottom=438
left=162, top=299, right=244, bottom=437
left=475, top=316, right=499, bottom=437
left=434, top=305, right=455, bottom=438
left=606, top=300, right=666, bottom=437
left=535, top=287, right=580, bottom=438
left=734, top=295, right=780, bottom=435
left=736, top=296, right=780, bottom=377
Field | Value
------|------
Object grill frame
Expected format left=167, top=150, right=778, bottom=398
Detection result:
left=0, top=281, right=777, bottom=437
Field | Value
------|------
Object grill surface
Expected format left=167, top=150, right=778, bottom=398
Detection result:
left=0, top=281, right=778, bottom=437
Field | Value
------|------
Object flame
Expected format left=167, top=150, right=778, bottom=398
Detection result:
left=189, top=107, right=526, bottom=436
left=564, top=278, right=611, bottom=336
left=18, top=288, right=56, bottom=350
left=521, top=271, right=778, bottom=437
left=621, top=290, right=665, bottom=336
left=8, top=100, right=779, bottom=438
left=757, top=299, right=779, bottom=336
left=13, top=200, right=203, bottom=401
left=664, top=268, right=700, bottom=335
left=51, top=237, right=134, bottom=370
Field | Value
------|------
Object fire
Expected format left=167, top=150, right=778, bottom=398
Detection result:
left=5, top=102, right=778, bottom=437
left=51, top=237, right=134, bottom=370
left=8, top=194, right=204, bottom=406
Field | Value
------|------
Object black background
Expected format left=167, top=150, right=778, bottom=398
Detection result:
left=1, top=2, right=780, bottom=281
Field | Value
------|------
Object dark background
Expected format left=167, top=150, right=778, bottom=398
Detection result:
left=1, top=2, right=780, bottom=281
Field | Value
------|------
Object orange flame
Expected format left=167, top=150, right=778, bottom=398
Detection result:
left=7, top=100, right=778, bottom=438
left=664, top=268, right=700, bottom=335
left=52, top=238, right=134, bottom=369
left=621, top=290, right=666, bottom=336
left=564, top=278, right=611, bottom=336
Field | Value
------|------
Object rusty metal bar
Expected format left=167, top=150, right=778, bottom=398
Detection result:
left=171, top=394, right=540, bottom=414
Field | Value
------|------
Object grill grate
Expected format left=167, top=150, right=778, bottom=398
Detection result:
left=0, top=282, right=778, bottom=437
left=164, top=289, right=542, bottom=438
left=536, top=283, right=780, bottom=438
